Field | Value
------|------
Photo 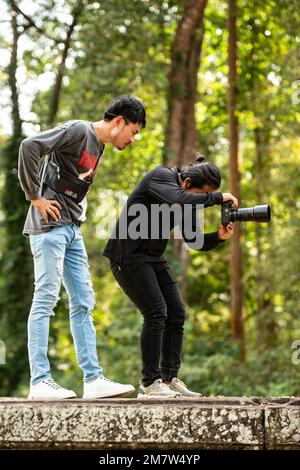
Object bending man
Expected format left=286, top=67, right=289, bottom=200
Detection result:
left=103, top=155, right=237, bottom=398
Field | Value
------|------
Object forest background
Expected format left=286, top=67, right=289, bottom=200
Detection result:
left=0, top=0, right=299, bottom=398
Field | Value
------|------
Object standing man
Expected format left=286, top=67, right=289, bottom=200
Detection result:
left=18, top=95, right=146, bottom=399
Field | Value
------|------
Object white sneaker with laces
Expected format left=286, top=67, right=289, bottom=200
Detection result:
left=168, top=377, right=202, bottom=398
left=83, top=376, right=135, bottom=399
left=28, top=378, right=76, bottom=400
left=137, top=378, right=181, bottom=399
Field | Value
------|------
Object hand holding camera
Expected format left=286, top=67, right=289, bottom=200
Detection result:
left=222, top=193, right=239, bottom=208
left=218, top=222, right=235, bottom=240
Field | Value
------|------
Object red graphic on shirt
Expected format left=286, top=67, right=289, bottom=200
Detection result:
left=79, top=150, right=97, bottom=169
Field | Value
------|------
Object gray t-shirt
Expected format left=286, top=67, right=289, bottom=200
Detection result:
left=18, top=120, right=105, bottom=237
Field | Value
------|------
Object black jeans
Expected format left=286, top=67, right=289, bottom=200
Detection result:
left=110, top=260, right=186, bottom=387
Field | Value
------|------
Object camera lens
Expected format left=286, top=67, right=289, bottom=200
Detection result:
left=251, top=205, right=271, bottom=222
left=231, top=205, right=271, bottom=223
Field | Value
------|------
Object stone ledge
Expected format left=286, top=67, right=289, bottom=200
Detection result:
left=0, top=397, right=299, bottom=450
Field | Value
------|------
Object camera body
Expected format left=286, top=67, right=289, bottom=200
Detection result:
left=221, top=201, right=271, bottom=225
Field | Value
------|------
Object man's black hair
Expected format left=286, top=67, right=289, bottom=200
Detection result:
left=104, top=95, right=146, bottom=128
left=180, top=155, right=221, bottom=190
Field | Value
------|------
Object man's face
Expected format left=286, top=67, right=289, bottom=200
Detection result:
left=111, top=117, right=141, bottom=150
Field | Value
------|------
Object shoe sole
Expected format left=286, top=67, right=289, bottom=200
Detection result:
left=28, top=394, right=76, bottom=400
left=137, top=393, right=180, bottom=399
left=82, top=388, right=135, bottom=399
left=170, top=391, right=202, bottom=398
left=176, top=395, right=202, bottom=398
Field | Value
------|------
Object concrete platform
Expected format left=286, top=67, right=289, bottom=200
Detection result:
left=0, top=397, right=299, bottom=450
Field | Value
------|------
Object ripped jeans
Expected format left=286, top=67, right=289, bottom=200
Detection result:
left=28, top=224, right=103, bottom=385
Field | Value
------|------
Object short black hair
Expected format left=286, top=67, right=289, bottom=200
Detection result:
left=180, top=154, right=221, bottom=190
left=104, top=95, right=146, bottom=128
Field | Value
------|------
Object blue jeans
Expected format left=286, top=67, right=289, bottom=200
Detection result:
left=28, top=224, right=103, bottom=385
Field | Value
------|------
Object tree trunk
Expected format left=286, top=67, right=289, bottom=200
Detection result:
left=164, top=0, right=207, bottom=167
left=0, top=1, right=34, bottom=394
left=48, top=0, right=84, bottom=126
left=164, top=0, right=207, bottom=294
left=228, top=0, right=245, bottom=361
left=254, top=127, right=276, bottom=351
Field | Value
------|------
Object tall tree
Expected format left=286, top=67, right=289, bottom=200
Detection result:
left=48, top=0, right=84, bottom=126
left=15, top=0, right=85, bottom=126
left=0, top=0, right=84, bottom=394
left=165, top=0, right=208, bottom=167
left=0, top=0, right=35, bottom=394
left=164, top=0, right=208, bottom=292
left=227, top=0, right=245, bottom=360
left=239, top=0, right=299, bottom=352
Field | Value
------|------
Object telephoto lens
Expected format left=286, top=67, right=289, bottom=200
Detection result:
left=221, top=203, right=271, bottom=225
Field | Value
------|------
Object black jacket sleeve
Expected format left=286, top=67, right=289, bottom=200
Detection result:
left=148, top=167, right=223, bottom=208
left=178, top=203, right=226, bottom=251
left=181, top=218, right=225, bottom=251
left=197, top=232, right=225, bottom=251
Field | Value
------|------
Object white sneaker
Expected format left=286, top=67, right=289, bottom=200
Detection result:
left=168, top=377, right=202, bottom=398
left=83, top=376, right=135, bottom=399
left=137, top=379, right=181, bottom=399
left=28, top=378, right=76, bottom=400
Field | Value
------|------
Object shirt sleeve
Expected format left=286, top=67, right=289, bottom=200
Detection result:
left=179, top=204, right=225, bottom=251
left=197, top=232, right=225, bottom=251
left=148, top=166, right=223, bottom=208
left=18, top=126, right=70, bottom=201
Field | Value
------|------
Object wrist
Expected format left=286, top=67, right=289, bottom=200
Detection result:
left=31, top=197, right=43, bottom=207
left=217, top=231, right=226, bottom=242
left=25, top=190, right=41, bottom=201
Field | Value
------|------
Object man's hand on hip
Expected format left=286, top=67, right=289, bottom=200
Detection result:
left=31, top=197, right=62, bottom=223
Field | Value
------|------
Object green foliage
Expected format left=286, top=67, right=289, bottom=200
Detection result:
left=0, top=0, right=299, bottom=397
left=0, top=136, right=34, bottom=394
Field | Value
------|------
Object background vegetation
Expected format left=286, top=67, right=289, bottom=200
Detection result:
left=0, top=0, right=299, bottom=397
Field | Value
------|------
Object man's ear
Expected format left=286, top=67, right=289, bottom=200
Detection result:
left=114, top=116, right=123, bottom=126
left=185, top=178, right=191, bottom=189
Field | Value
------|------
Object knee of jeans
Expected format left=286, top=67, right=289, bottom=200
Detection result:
left=69, top=289, right=95, bottom=319
left=31, top=292, right=60, bottom=317
left=167, top=307, right=186, bottom=326
left=70, top=302, right=96, bottom=329
left=71, top=309, right=95, bottom=328
left=142, top=302, right=168, bottom=326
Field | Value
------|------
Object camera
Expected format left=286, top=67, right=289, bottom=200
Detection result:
left=221, top=201, right=271, bottom=225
